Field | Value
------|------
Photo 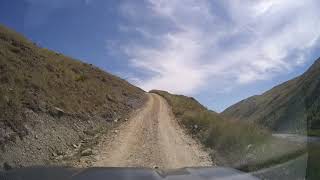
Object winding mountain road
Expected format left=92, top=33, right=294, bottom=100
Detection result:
left=90, top=93, right=212, bottom=169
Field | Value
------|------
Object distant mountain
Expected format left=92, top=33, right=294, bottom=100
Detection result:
left=0, top=24, right=146, bottom=168
left=222, top=58, right=320, bottom=133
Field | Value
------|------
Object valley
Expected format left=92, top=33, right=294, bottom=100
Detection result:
left=0, top=24, right=318, bottom=179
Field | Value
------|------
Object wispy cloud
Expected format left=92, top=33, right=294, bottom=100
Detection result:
left=115, top=0, right=320, bottom=95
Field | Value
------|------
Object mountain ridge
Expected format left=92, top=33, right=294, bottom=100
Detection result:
left=222, top=58, right=320, bottom=133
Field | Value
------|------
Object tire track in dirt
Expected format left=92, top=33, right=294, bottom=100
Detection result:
left=89, top=93, right=213, bottom=169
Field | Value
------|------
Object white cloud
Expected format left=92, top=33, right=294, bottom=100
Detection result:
left=117, top=0, right=320, bottom=95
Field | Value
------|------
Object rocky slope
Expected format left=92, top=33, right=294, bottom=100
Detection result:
left=222, top=58, right=320, bottom=133
left=0, top=25, right=146, bottom=168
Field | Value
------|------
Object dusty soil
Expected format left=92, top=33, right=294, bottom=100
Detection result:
left=77, top=93, right=213, bottom=169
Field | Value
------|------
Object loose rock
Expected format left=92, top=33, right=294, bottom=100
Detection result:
left=81, top=149, right=93, bottom=156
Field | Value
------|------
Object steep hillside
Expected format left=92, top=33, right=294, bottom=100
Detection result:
left=222, top=58, right=320, bottom=133
left=0, top=25, right=146, bottom=168
left=151, top=90, right=271, bottom=167
left=152, top=90, right=306, bottom=173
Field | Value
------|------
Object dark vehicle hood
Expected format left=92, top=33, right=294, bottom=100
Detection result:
left=0, top=166, right=259, bottom=180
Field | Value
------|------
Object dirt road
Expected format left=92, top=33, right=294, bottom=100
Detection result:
left=91, top=93, right=212, bottom=169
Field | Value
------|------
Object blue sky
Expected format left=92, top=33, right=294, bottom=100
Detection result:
left=1, top=0, right=320, bottom=112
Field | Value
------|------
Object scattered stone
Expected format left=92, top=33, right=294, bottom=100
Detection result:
left=72, top=144, right=78, bottom=148
left=81, top=149, right=93, bottom=156
left=106, top=94, right=114, bottom=102
left=101, top=112, right=113, bottom=121
left=56, top=150, right=64, bottom=156
left=35, top=135, right=38, bottom=139
left=92, top=156, right=98, bottom=161
left=52, top=152, right=57, bottom=157
left=55, top=155, right=64, bottom=160
left=125, top=118, right=128, bottom=121
left=38, top=101, right=47, bottom=112
left=194, top=124, right=198, bottom=129
left=114, top=118, right=118, bottom=123
left=49, top=107, right=65, bottom=117
left=54, top=107, right=64, bottom=116
left=114, top=130, right=119, bottom=134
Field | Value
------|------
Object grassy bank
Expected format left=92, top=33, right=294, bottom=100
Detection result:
left=151, top=90, right=268, bottom=164
left=151, top=90, right=306, bottom=170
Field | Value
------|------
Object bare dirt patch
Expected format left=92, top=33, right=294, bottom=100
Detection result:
left=77, top=93, right=213, bottom=169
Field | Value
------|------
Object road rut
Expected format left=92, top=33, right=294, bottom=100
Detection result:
left=92, top=93, right=213, bottom=169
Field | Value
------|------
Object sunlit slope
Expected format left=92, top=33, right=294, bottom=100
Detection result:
left=222, top=58, right=320, bottom=133
left=0, top=24, right=145, bottom=167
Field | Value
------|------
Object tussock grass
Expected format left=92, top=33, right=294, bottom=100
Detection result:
left=152, top=90, right=307, bottom=171
left=0, top=24, right=145, bottom=143
left=181, top=110, right=268, bottom=156
left=151, top=90, right=269, bottom=163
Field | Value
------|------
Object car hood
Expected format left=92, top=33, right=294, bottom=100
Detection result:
left=0, top=166, right=259, bottom=180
